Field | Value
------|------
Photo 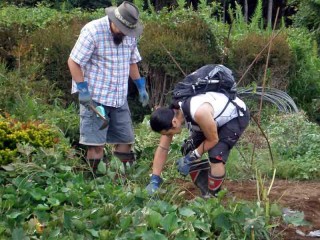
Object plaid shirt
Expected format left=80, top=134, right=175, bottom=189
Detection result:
left=70, top=16, right=142, bottom=107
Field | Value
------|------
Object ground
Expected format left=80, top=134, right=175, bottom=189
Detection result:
left=180, top=179, right=320, bottom=240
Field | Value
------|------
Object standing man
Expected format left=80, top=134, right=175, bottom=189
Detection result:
left=68, top=1, right=149, bottom=174
left=146, top=90, right=249, bottom=197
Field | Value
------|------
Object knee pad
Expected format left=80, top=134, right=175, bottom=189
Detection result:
left=113, top=151, right=136, bottom=163
left=209, top=155, right=225, bottom=164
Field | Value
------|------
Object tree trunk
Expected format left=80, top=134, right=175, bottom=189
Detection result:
left=244, top=0, right=248, bottom=23
left=267, top=0, right=273, bottom=27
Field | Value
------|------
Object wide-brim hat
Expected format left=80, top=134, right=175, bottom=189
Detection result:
left=105, top=1, right=143, bottom=37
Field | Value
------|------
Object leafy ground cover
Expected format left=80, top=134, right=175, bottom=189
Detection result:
left=1, top=111, right=319, bottom=239
left=178, top=179, right=320, bottom=240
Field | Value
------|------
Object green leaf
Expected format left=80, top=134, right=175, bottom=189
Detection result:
left=194, top=220, right=211, bottom=233
left=47, top=197, right=60, bottom=206
left=179, top=207, right=195, bottom=217
left=0, top=223, right=5, bottom=235
left=213, top=213, right=232, bottom=231
left=157, top=200, right=177, bottom=214
left=120, top=216, right=132, bottom=230
left=141, top=231, right=168, bottom=240
left=97, top=161, right=107, bottom=174
left=162, top=212, right=179, bottom=233
left=35, top=204, right=50, bottom=211
left=61, top=187, right=70, bottom=193
left=72, top=219, right=86, bottom=231
left=1, top=164, right=15, bottom=171
left=7, top=211, right=23, bottom=219
left=87, top=228, right=99, bottom=237
left=49, top=228, right=60, bottom=238
left=12, top=228, right=27, bottom=240
left=270, top=204, right=282, bottom=217
left=146, top=210, right=162, bottom=229
left=29, top=188, right=46, bottom=201
left=283, top=210, right=310, bottom=226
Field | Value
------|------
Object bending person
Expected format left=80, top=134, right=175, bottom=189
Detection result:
left=146, top=91, right=250, bottom=197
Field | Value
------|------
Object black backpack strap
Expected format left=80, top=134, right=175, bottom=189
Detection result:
left=181, top=97, right=198, bottom=126
left=214, top=99, right=231, bottom=120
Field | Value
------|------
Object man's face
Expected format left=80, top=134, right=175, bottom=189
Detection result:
left=160, top=116, right=183, bottom=136
left=113, top=32, right=125, bottom=45
left=110, top=21, right=125, bottom=45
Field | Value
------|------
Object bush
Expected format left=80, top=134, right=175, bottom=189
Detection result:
left=286, top=27, right=320, bottom=122
left=267, top=112, right=320, bottom=179
left=27, top=20, right=87, bottom=104
left=139, top=8, right=221, bottom=106
left=0, top=114, right=68, bottom=165
left=0, top=6, right=104, bottom=104
left=228, top=32, right=293, bottom=89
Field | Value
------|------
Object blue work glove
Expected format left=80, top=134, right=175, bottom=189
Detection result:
left=176, top=150, right=200, bottom=176
left=146, top=174, right=163, bottom=195
left=133, top=77, right=149, bottom=107
left=76, top=81, right=91, bottom=107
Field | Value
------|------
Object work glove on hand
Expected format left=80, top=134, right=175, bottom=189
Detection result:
left=77, top=81, right=91, bottom=107
left=134, top=77, right=149, bottom=107
left=176, top=150, right=201, bottom=176
left=146, top=174, right=163, bottom=195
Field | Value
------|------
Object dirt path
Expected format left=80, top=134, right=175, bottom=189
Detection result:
left=180, top=179, right=320, bottom=239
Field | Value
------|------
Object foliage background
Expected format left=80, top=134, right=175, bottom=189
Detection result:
left=0, top=0, right=319, bottom=238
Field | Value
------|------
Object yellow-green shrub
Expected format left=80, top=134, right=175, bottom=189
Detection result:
left=0, top=115, right=64, bottom=165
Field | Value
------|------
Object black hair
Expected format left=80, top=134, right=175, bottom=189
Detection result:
left=150, top=107, right=175, bottom=133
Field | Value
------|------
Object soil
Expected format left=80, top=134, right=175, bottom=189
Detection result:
left=179, top=179, right=320, bottom=240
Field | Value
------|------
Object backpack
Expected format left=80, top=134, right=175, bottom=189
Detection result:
left=171, top=64, right=243, bottom=126
left=172, top=64, right=237, bottom=104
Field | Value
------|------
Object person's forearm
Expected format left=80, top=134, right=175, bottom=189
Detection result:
left=68, top=57, right=84, bottom=83
left=152, top=148, right=168, bottom=175
left=152, top=135, right=172, bottom=175
left=196, top=138, right=219, bottom=156
left=129, top=63, right=140, bottom=80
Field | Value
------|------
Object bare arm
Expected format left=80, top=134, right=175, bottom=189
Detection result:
left=152, top=134, right=173, bottom=176
left=67, top=57, right=84, bottom=83
left=193, top=103, right=219, bottom=156
left=129, top=63, right=141, bottom=80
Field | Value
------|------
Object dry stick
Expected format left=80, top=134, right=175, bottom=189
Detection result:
left=258, top=7, right=280, bottom=123
left=250, top=143, right=256, bottom=166
left=267, top=168, right=276, bottom=196
left=251, top=115, right=274, bottom=169
left=160, top=43, right=187, bottom=77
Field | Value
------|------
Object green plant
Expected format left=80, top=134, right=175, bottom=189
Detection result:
left=266, top=112, right=320, bottom=179
left=0, top=114, right=68, bottom=165
left=139, top=8, right=221, bottom=107
left=289, top=0, right=320, bottom=55
left=286, top=27, right=320, bottom=121
left=228, top=32, right=293, bottom=89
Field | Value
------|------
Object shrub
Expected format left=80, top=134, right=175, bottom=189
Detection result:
left=26, top=20, right=87, bottom=104
left=139, top=8, right=221, bottom=107
left=267, top=112, right=320, bottom=179
left=228, top=32, right=293, bottom=89
left=286, top=27, right=320, bottom=122
left=0, top=6, right=104, bottom=104
left=0, top=114, right=67, bottom=165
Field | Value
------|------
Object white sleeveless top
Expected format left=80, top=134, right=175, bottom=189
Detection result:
left=189, top=92, right=246, bottom=128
